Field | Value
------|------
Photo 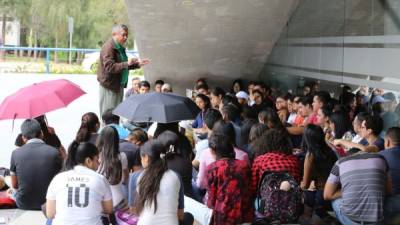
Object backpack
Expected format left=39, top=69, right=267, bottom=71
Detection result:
left=255, top=171, right=302, bottom=224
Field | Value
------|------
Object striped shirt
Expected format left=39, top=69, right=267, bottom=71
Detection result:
left=327, top=152, right=388, bottom=223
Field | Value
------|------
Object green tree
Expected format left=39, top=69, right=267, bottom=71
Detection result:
left=5, top=0, right=132, bottom=61
left=44, top=0, right=81, bottom=62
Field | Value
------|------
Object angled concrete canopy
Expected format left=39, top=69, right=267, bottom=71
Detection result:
left=125, top=0, right=299, bottom=91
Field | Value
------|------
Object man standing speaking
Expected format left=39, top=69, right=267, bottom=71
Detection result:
left=97, top=24, right=149, bottom=116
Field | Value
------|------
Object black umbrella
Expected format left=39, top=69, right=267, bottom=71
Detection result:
left=113, top=92, right=200, bottom=123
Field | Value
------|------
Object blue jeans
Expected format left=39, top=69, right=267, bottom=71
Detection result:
left=332, top=198, right=381, bottom=225
left=384, top=195, right=400, bottom=225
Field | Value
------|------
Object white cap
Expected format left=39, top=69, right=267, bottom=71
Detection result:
left=236, top=91, right=249, bottom=100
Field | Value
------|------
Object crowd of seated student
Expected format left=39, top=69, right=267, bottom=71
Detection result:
left=4, top=77, right=400, bottom=225
left=185, top=79, right=400, bottom=225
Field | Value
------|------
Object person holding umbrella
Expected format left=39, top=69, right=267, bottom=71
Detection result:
left=10, top=119, right=63, bottom=210
left=97, top=24, right=150, bottom=117
left=15, top=115, right=62, bottom=149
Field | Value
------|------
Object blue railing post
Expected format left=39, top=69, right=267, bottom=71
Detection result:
left=46, top=49, right=50, bottom=74
left=0, top=46, right=138, bottom=74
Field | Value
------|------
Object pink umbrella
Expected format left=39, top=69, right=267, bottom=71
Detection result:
left=0, top=79, right=86, bottom=120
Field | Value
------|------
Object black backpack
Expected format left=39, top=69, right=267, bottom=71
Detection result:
left=254, top=171, right=302, bottom=224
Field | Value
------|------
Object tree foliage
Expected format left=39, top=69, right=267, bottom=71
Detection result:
left=5, top=0, right=132, bottom=49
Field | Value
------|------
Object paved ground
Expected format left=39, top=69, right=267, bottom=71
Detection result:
left=0, top=209, right=201, bottom=225
left=0, top=73, right=100, bottom=167
left=0, top=209, right=46, bottom=225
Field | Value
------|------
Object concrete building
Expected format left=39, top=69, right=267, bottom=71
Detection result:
left=126, top=0, right=400, bottom=94
left=263, top=0, right=400, bottom=94
left=0, top=19, right=21, bottom=46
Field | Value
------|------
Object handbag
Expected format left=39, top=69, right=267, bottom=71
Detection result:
left=114, top=209, right=139, bottom=225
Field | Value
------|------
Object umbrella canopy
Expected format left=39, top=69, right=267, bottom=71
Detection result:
left=113, top=92, right=200, bottom=123
left=0, top=79, right=86, bottom=120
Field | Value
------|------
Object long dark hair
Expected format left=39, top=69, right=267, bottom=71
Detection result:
left=240, top=119, right=258, bottom=147
left=241, top=105, right=257, bottom=120
left=135, top=140, right=168, bottom=214
left=210, top=87, right=225, bottom=99
left=249, top=123, right=268, bottom=143
left=35, top=115, right=50, bottom=143
left=303, top=124, right=333, bottom=159
left=153, top=123, right=193, bottom=160
left=258, top=108, right=286, bottom=130
left=320, top=105, right=333, bottom=119
left=157, top=130, right=180, bottom=156
left=96, top=126, right=122, bottom=185
left=212, top=120, right=236, bottom=146
left=75, top=112, right=99, bottom=142
left=34, top=115, right=61, bottom=148
left=314, top=91, right=331, bottom=107
left=66, top=141, right=98, bottom=170
left=253, top=128, right=292, bottom=157
left=153, top=122, right=179, bottom=138
left=209, top=133, right=235, bottom=159
left=195, top=94, right=211, bottom=111
left=329, top=112, right=351, bottom=139
left=302, top=124, right=337, bottom=177
left=231, top=79, right=244, bottom=93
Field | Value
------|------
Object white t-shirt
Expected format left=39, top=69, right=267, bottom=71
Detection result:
left=352, top=134, right=363, bottom=144
left=287, top=112, right=297, bottom=125
left=137, top=170, right=181, bottom=225
left=194, top=139, right=209, bottom=161
left=109, top=152, right=128, bottom=207
left=46, top=165, right=112, bottom=225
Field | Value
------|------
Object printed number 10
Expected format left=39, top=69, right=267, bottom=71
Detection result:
left=67, top=184, right=89, bottom=207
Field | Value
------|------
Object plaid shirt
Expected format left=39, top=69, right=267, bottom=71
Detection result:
left=251, top=152, right=301, bottom=193
left=206, top=159, right=253, bottom=225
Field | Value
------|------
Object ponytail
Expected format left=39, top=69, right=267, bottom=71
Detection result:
left=66, top=141, right=80, bottom=170
left=66, top=141, right=98, bottom=170
left=75, top=126, right=90, bottom=143
left=97, top=126, right=122, bottom=185
left=75, top=112, right=99, bottom=142
left=135, top=140, right=168, bottom=214
left=156, top=130, right=179, bottom=158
